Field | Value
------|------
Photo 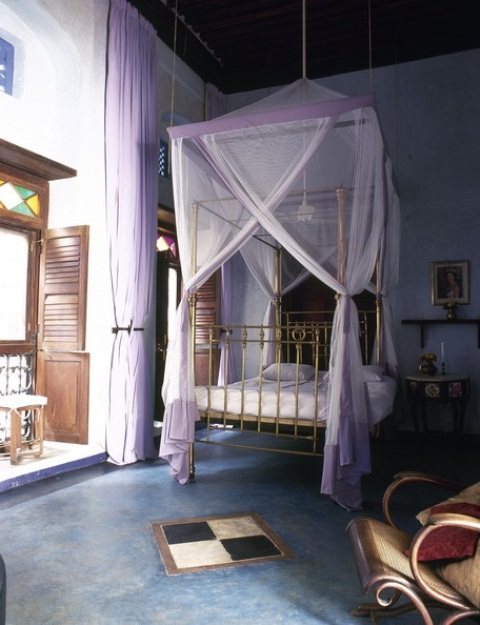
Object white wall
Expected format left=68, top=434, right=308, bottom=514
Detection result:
left=0, top=0, right=206, bottom=450
left=1, top=0, right=111, bottom=449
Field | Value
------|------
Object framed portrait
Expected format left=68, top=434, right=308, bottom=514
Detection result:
left=431, top=260, right=470, bottom=306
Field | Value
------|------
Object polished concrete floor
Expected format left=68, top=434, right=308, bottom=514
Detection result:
left=1, top=428, right=479, bottom=625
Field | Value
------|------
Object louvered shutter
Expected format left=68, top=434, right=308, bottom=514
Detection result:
left=194, top=271, right=221, bottom=385
left=195, top=271, right=220, bottom=345
left=38, top=226, right=89, bottom=351
left=36, top=226, right=90, bottom=443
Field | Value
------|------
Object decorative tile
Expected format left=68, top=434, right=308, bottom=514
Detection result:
left=151, top=512, right=293, bottom=575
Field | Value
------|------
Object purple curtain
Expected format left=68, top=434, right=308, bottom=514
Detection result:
left=104, top=0, right=158, bottom=464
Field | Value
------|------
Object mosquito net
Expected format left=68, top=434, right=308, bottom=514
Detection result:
left=161, top=78, right=399, bottom=510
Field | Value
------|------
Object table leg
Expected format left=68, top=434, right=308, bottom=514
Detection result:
left=410, top=399, right=419, bottom=433
left=419, top=401, right=428, bottom=432
left=9, top=408, right=22, bottom=464
left=457, top=399, right=466, bottom=434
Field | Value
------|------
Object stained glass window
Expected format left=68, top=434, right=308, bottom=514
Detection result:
left=0, top=37, right=14, bottom=96
left=0, top=180, right=40, bottom=217
left=157, top=234, right=177, bottom=258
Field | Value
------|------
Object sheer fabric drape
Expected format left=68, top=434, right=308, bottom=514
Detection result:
left=240, top=239, right=309, bottom=366
left=161, top=80, right=399, bottom=507
left=104, top=0, right=158, bottom=464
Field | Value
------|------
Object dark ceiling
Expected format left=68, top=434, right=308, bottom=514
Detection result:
left=129, top=0, right=479, bottom=94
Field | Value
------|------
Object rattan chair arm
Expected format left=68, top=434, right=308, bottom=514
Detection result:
left=382, top=471, right=466, bottom=529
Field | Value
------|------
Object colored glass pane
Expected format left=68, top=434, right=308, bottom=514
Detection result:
left=25, top=195, right=40, bottom=216
left=0, top=180, right=40, bottom=218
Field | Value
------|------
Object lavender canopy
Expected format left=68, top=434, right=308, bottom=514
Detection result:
left=160, top=78, right=399, bottom=510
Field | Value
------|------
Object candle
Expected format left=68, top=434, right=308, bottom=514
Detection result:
left=441, top=341, right=445, bottom=362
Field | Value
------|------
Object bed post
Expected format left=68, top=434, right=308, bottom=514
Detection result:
left=375, top=252, right=382, bottom=366
left=189, top=201, right=198, bottom=481
left=336, top=186, right=346, bottom=286
left=274, top=246, right=281, bottom=328
left=274, top=247, right=282, bottom=362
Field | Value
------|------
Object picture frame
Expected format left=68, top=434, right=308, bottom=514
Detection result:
left=431, top=260, right=470, bottom=306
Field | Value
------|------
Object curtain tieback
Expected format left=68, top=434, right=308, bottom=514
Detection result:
left=112, top=320, right=144, bottom=335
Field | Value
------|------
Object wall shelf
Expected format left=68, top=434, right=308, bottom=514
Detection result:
left=402, top=319, right=480, bottom=348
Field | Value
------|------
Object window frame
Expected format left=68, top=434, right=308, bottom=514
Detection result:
left=0, top=164, right=49, bottom=228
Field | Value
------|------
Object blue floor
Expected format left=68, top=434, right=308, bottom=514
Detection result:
left=1, top=429, right=479, bottom=625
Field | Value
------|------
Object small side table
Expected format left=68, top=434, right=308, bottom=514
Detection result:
left=405, top=374, right=470, bottom=434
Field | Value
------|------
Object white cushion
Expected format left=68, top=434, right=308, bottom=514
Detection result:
left=262, top=363, right=316, bottom=382
left=0, top=394, right=48, bottom=409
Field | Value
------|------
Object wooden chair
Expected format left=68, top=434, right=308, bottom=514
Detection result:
left=0, top=395, right=47, bottom=464
left=346, top=471, right=480, bottom=625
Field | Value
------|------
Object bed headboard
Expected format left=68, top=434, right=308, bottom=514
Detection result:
left=282, top=309, right=375, bottom=366
left=194, top=305, right=376, bottom=387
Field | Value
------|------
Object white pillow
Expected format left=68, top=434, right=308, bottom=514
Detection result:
left=262, top=363, right=316, bottom=382
left=363, top=365, right=384, bottom=381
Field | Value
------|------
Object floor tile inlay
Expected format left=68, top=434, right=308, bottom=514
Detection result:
left=151, top=512, right=293, bottom=575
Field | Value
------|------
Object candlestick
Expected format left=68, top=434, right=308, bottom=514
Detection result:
left=441, top=341, right=444, bottom=362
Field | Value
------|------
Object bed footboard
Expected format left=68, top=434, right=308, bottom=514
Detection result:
left=194, top=322, right=330, bottom=459
left=191, top=309, right=387, bottom=473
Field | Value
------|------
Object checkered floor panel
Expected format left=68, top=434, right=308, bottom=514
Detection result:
left=151, top=512, right=293, bottom=575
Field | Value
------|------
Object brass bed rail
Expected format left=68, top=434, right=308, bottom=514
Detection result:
left=190, top=310, right=377, bottom=478
left=194, top=312, right=374, bottom=450
left=194, top=321, right=331, bottom=457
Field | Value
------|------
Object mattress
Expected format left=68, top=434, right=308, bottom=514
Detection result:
left=195, top=375, right=397, bottom=426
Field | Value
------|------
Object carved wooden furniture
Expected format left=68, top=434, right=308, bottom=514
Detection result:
left=346, top=471, right=480, bottom=625
left=0, top=395, right=47, bottom=464
left=405, top=374, right=470, bottom=433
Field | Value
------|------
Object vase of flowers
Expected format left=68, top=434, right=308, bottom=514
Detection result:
left=418, top=352, right=437, bottom=376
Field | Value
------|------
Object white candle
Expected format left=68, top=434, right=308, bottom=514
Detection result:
left=441, top=341, right=445, bottom=362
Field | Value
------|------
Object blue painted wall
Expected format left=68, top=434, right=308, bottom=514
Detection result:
left=228, top=49, right=480, bottom=434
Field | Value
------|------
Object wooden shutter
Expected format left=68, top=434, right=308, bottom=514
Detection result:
left=38, top=226, right=89, bottom=351
left=36, top=350, right=90, bottom=444
left=37, top=225, right=90, bottom=444
left=195, top=271, right=220, bottom=344
left=194, top=271, right=221, bottom=385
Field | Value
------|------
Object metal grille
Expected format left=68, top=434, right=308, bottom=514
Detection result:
left=0, top=353, right=34, bottom=396
left=0, top=353, right=35, bottom=444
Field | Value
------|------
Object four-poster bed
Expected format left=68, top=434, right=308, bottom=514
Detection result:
left=160, top=78, right=400, bottom=510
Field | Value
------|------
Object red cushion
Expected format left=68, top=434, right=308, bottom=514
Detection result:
left=414, top=502, right=480, bottom=562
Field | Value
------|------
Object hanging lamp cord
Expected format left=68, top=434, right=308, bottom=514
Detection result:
left=368, top=0, right=373, bottom=92
left=168, top=0, right=179, bottom=175
left=302, top=0, right=307, bottom=79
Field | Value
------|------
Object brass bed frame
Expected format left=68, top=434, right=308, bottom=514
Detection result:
left=190, top=309, right=376, bottom=477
